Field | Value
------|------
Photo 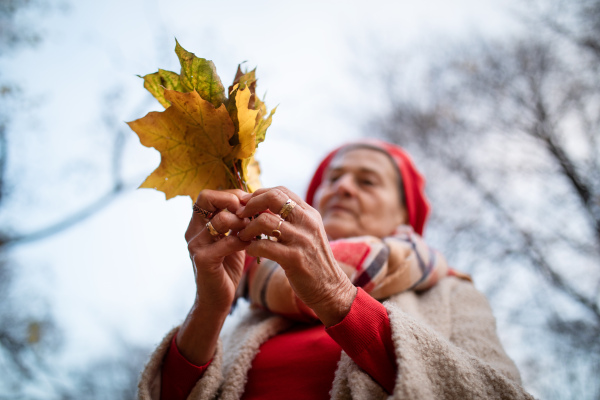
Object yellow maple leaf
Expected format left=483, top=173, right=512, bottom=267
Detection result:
left=255, top=106, right=276, bottom=145
left=128, top=90, right=237, bottom=200
left=242, top=155, right=262, bottom=192
left=233, top=86, right=259, bottom=160
left=130, top=41, right=276, bottom=198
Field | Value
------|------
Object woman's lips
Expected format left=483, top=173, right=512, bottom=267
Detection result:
left=326, top=204, right=356, bottom=215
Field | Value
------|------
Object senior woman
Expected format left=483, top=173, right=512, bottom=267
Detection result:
left=138, top=140, right=532, bottom=400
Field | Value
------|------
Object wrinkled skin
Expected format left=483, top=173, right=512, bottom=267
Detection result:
left=177, top=148, right=407, bottom=365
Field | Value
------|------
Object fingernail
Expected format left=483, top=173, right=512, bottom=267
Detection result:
left=236, top=206, right=245, bottom=216
left=237, top=229, right=248, bottom=241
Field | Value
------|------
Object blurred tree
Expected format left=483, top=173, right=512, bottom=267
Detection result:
left=373, top=0, right=599, bottom=398
left=1, top=2, right=63, bottom=397
left=0, top=1, right=144, bottom=399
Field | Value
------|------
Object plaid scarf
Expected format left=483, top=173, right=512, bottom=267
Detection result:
left=239, top=225, right=470, bottom=322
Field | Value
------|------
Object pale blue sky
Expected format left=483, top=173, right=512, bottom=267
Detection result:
left=2, top=0, right=522, bottom=383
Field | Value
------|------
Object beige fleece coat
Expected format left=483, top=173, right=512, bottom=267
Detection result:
left=138, top=277, right=533, bottom=399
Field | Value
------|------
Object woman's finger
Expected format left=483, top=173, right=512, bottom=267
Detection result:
left=190, top=236, right=249, bottom=276
left=189, top=230, right=250, bottom=265
left=238, top=212, right=294, bottom=243
left=236, top=186, right=304, bottom=222
left=195, top=189, right=247, bottom=215
left=188, top=211, right=249, bottom=244
left=244, top=238, right=294, bottom=268
left=186, top=189, right=248, bottom=242
left=211, top=211, right=249, bottom=234
left=205, top=235, right=249, bottom=261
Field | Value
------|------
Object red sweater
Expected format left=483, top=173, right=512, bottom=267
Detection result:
left=160, top=288, right=397, bottom=399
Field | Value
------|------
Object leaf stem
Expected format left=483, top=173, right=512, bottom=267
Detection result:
left=232, top=160, right=247, bottom=192
left=223, top=162, right=241, bottom=190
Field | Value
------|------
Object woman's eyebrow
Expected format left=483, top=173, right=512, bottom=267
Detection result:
left=357, top=168, right=379, bottom=175
left=328, top=166, right=382, bottom=176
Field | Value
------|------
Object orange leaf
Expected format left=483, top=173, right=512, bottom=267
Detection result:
left=128, top=90, right=236, bottom=200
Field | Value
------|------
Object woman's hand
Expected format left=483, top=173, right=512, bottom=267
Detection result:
left=185, top=189, right=250, bottom=312
left=177, top=189, right=250, bottom=365
left=236, top=187, right=357, bottom=327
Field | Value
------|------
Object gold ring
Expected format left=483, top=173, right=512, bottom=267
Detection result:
left=193, top=203, right=214, bottom=219
left=271, top=218, right=283, bottom=239
left=206, top=221, right=221, bottom=237
left=278, top=199, right=297, bottom=220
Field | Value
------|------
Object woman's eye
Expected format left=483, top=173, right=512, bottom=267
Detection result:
left=359, top=179, right=374, bottom=186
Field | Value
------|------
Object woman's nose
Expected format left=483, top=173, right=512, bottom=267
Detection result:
left=332, top=174, right=356, bottom=197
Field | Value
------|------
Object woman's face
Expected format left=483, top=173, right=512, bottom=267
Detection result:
left=314, top=148, right=407, bottom=240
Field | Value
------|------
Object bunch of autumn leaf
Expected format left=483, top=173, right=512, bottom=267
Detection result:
left=127, top=41, right=276, bottom=200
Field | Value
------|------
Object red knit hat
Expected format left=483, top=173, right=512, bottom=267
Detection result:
left=305, top=139, right=430, bottom=236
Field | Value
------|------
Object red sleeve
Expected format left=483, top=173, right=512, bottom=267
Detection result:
left=326, top=288, right=397, bottom=394
left=160, top=333, right=212, bottom=400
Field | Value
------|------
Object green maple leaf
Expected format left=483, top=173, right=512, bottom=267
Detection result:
left=175, top=40, right=226, bottom=108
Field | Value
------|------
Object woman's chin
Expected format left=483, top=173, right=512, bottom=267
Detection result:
left=323, top=219, right=359, bottom=240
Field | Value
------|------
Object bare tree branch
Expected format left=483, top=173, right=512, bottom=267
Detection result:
left=442, top=153, right=600, bottom=321
left=372, top=4, right=600, bottom=394
left=529, top=96, right=600, bottom=241
left=0, top=181, right=134, bottom=249
left=0, top=124, right=6, bottom=206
